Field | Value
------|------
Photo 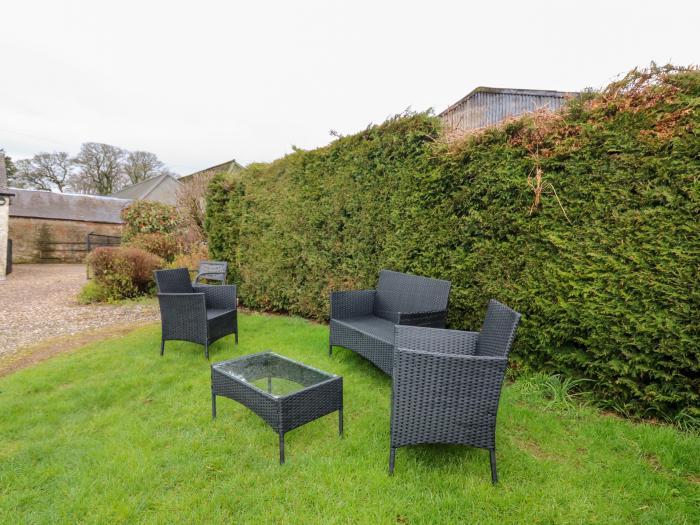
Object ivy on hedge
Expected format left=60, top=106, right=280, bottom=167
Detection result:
left=206, top=67, right=700, bottom=422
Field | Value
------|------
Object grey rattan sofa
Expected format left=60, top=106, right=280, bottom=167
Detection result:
left=154, top=268, right=238, bottom=359
left=389, top=299, right=521, bottom=483
left=329, top=270, right=451, bottom=375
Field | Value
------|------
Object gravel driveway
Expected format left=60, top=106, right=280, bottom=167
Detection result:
left=0, top=264, right=159, bottom=362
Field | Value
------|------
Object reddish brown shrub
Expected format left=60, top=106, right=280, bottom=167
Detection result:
left=87, top=247, right=164, bottom=300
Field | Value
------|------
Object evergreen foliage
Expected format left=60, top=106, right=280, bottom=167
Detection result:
left=206, top=66, right=700, bottom=421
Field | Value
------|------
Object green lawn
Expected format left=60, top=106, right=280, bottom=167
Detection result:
left=0, top=313, right=698, bottom=524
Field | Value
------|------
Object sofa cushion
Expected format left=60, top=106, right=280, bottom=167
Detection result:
left=206, top=308, right=236, bottom=321
left=332, top=315, right=395, bottom=344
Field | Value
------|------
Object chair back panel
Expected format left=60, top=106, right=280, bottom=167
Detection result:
left=476, top=299, right=521, bottom=357
left=154, top=268, right=193, bottom=293
left=198, top=261, right=228, bottom=284
left=374, top=270, right=451, bottom=321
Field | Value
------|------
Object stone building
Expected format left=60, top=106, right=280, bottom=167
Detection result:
left=0, top=151, right=14, bottom=279
left=8, top=189, right=130, bottom=263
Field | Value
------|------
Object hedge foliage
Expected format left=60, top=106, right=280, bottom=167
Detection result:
left=121, top=200, right=181, bottom=241
left=206, top=66, right=700, bottom=422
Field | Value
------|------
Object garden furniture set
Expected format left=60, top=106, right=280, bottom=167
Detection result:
left=154, top=265, right=521, bottom=483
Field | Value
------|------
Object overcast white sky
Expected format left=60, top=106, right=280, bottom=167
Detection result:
left=1, top=0, right=697, bottom=174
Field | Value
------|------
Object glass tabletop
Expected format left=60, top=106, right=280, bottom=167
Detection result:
left=213, top=352, right=336, bottom=398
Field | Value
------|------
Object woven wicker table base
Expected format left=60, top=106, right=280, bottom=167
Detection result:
left=211, top=352, right=343, bottom=463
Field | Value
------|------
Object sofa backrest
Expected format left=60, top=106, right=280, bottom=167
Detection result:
left=476, top=299, right=521, bottom=357
left=154, top=268, right=193, bottom=293
left=374, top=269, right=451, bottom=322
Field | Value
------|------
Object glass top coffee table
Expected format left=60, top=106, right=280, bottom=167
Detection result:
left=211, top=352, right=343, bottom=464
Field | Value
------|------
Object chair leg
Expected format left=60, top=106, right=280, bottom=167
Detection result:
left=279, top=433, right=285, bottom=465
left=329, top=342, right=333, bottom=356
left=160, top=339, right=165, bottom=356
left=211, top=392, right=216, bottom=418
left=205, top=342, right=209, bottom=360
left=235, top=331, right=238, bottom=344
left=489, top=449, right=498, bottom=484
left=389, top=447, right=396, bottom=475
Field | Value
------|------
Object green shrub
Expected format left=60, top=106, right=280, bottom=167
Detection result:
left=126, top=232, right=180, bottom=262
left=77, top=280, right=111, bottom=304
left=121, top=201, right=181, bottom=241
left=206, top=66, right=700, bottom=422
left=87, top=247, right=164, bottom=300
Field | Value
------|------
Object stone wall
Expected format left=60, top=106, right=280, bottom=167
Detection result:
left=8, top=217, right=123, bottom=263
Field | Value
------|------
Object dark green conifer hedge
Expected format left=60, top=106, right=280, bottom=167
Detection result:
left=206, top=67, right=700, bottom=422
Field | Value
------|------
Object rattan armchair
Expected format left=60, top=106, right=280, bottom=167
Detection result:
left=389, top=299, right=521, bottom=483
left=154, top=268, right=238, bottom=359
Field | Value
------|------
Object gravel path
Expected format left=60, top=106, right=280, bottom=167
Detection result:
left=0, top=264, right=159, bottom=361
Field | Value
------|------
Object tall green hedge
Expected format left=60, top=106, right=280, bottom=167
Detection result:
left=207, top=67, right=700, bottom=422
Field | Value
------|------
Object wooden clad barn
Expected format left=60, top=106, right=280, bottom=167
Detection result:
left=440, top=87, right=578, bottom=131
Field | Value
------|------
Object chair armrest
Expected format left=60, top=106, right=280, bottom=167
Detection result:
left=330, top=290, right=375, bottom=319
left=157, top=293, right=207, bottom=317
left=392, top=349, right=507, bottom=401
left=393, top=348, right=507, bottom=381
left=397, top=309, right=448, bottom=328
left=394, top=326, right=479, bottom=355
left=157, top=293, right=208, bottom=341
left=194, top=272, right=226, bottom=284
left=391, top=349, right=508, bottom=444
left=193, top=284, right=237, bottom=310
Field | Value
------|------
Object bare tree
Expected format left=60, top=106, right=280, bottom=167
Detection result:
left=71, top=142, right=126, bottom=195
left=13, top=152, right=72, bottom=192
left=122, top=150, right=165, bottom=185
left=176, top=173, right=210, bottom=243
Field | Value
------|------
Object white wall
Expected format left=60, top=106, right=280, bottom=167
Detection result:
left=0, top=199, right=8, bottom=280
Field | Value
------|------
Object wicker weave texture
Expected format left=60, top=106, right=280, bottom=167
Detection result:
left=329, top=270, right=451, bottom=375
left=389, top=299, right=521, bottom=482
left=374, top=270, right=451, bottom=322
left=330, top=319, right=395, bottom=374
left=155, top=267, right=193, bottom=293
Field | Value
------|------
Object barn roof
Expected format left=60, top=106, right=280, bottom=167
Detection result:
left=439, top=86, right=578, bottom=117
left=9, top=188, right=130, bottom=223
left=179, top=159, right=243, bottom=182
left=110, top=173, right=180, bottom=200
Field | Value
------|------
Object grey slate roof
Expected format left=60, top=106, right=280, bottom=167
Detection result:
left=9, top=188, right=130, bottom=223
left=110, top=173, right=180, bottom=200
